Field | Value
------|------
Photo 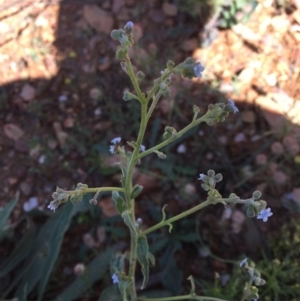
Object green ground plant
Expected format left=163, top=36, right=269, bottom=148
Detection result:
left=47, top=22, right=272, bottom=301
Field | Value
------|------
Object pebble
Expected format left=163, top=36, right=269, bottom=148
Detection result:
left=112, top=0, right=125, bottom=14
left=234, top=133, right=246, bottom=143
left=271, top=142, right=283, bottom=155
left=162, top=3, right=178, bottom=16
left=20, top=84, right=36, bottom=101
left=4, top=123, right=24, bottom=141
left=20, top=181, right=33, bottom=196
left=89, top=87, right=102, bottom=100
left=149, top=9, right=165, bottom=23
left=83, top=5, right=114, bottom=35
left=242, top=110, right=257, bottom=123
left=182, top=38, right=198, bottom=51
left=231, top=210, right=246, bottom=234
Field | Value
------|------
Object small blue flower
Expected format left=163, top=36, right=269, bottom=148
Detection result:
left=228, top=99, right=239, bottom=114
left=111, top=137, right=121, bottom=144
left=239, top=258, right=247, bottom=267
left=198, top=173, right=205, bottom=180
left=112, top=273, right=119, bottom=284
left=109, top=145, right=115, bottom=154
left=193, top=62, right=205, bottom=78
left=140, top=145, right=145, bottom=152
left=125, top=21, right=134, bottom=29
left=124, top=21, right=134, bottom=33
left=257, top=208, right=273, bottom=222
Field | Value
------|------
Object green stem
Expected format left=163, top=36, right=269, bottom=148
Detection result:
left=146, top=91, right=163, bottom=122
left=145, top=65, right=182, bottom=103
left=66, top=187, right=124, bottom=194
left=138, top=112, right=209, bottom=160
left=141, top=200, right=211, bottom=236
left=139, top=294, right=228, bottom=301
left=123, top=54, right=149, bottom=301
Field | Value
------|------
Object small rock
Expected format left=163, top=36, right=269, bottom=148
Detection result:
left=73, top=263, right=86, bottom=276
left=234, top=133, right=246, bottom=143
left=182, top=38, right=198, bottom=51
left=89, top=87, right=102, bottom=100
left=94, top=121, right=113, bottom=131
left=4, top=123, right=24, bottom=141
left=149, top=9, right=165, bottom=23
left=96, top=226, right=106, bottom=244
left=53, top=122, right=68, bottom=148
left=23, top=196, right=38, bottom=212
left=162, top=3, right=178, bottom=16
left=271, top=142, right=283, bottom=155
left=8, top=177, right=18, bottom=185
left=135, top=172, right=158, bottom=192
left=133, top=23, right=143, bottom=43
left=20, top=84, right=36, bottom=101
left=112, top=0, right=125, bottom=14
left=218, top=135, right=227, bottom=145
left=206, top=152, right=214, bottom=160
left=29, top=144, right=41, bottom=159
left=183, top=183, right=196, bottom=196
left=35, top=15, right=48, bottom=27
left=255, top=154, right=267, bottom=166
left=231, top=210, right=246, bottom=234
left=20, top=181, right=33, bottom=196
left=83, top=233, right=96, bottom=248
left=242, top=110, right=257, bottom=123
left=63, top=117, right=74, bottom=128
left=283, top=135, right=300, bottom=156
left=14, top=139, right=29, bottom=153
left=99, top=196, right=119, bottom=217
left=98, top=56, right=111, bottom=71
left=159, top=98, right=172, bottom=114
left=273, top=170, right=288, bottom=184
left=47, top=139, right=58, bottom=149
left=83, top=5, right=114, bottom=35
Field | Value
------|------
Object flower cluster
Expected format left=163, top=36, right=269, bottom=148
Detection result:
left=110, top=137, right=121, bottom=154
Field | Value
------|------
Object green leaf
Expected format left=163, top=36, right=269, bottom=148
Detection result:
left=55, top=248, right=112, bottom=301
left=137, top=236, right=150, bottom=289
left=130, top=185, right=143, bottom=199
left=0, top=221, right=37, bottom=277
left=0, top=195, right=18, bottom=240
left=118, top=279, right=130, bottom=301
left=98, top=285, right=122, bottom=301
left=122, top=210, right=137, bottom=239
left=112, top=191, right=127, bottom=214
left=147, top=252, right=155, bottom=266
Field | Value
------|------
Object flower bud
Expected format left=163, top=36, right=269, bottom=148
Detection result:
left=124, top=21, right=134, bottom=34
left=167, top=60, right=175, bottom=69
left=136, top=71, right=145, bottom=81
left=252, top=190, right=262, bottom=199
left=111, top=29, right=121, bottom=40
left=123, top=91, right=136, bottom=101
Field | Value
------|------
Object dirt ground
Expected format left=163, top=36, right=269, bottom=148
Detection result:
left=1, top=0, right=300, bottom=299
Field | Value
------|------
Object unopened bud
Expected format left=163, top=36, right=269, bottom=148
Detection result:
left=124, top=21, right=134, bottom=34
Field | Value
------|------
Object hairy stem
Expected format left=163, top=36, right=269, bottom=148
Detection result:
left=139, top=294, right=228, bottom=301
left=141, top=200, right=211, bottom=236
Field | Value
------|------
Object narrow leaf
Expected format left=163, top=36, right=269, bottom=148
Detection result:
left=0, top=195, right=18, bottom=239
